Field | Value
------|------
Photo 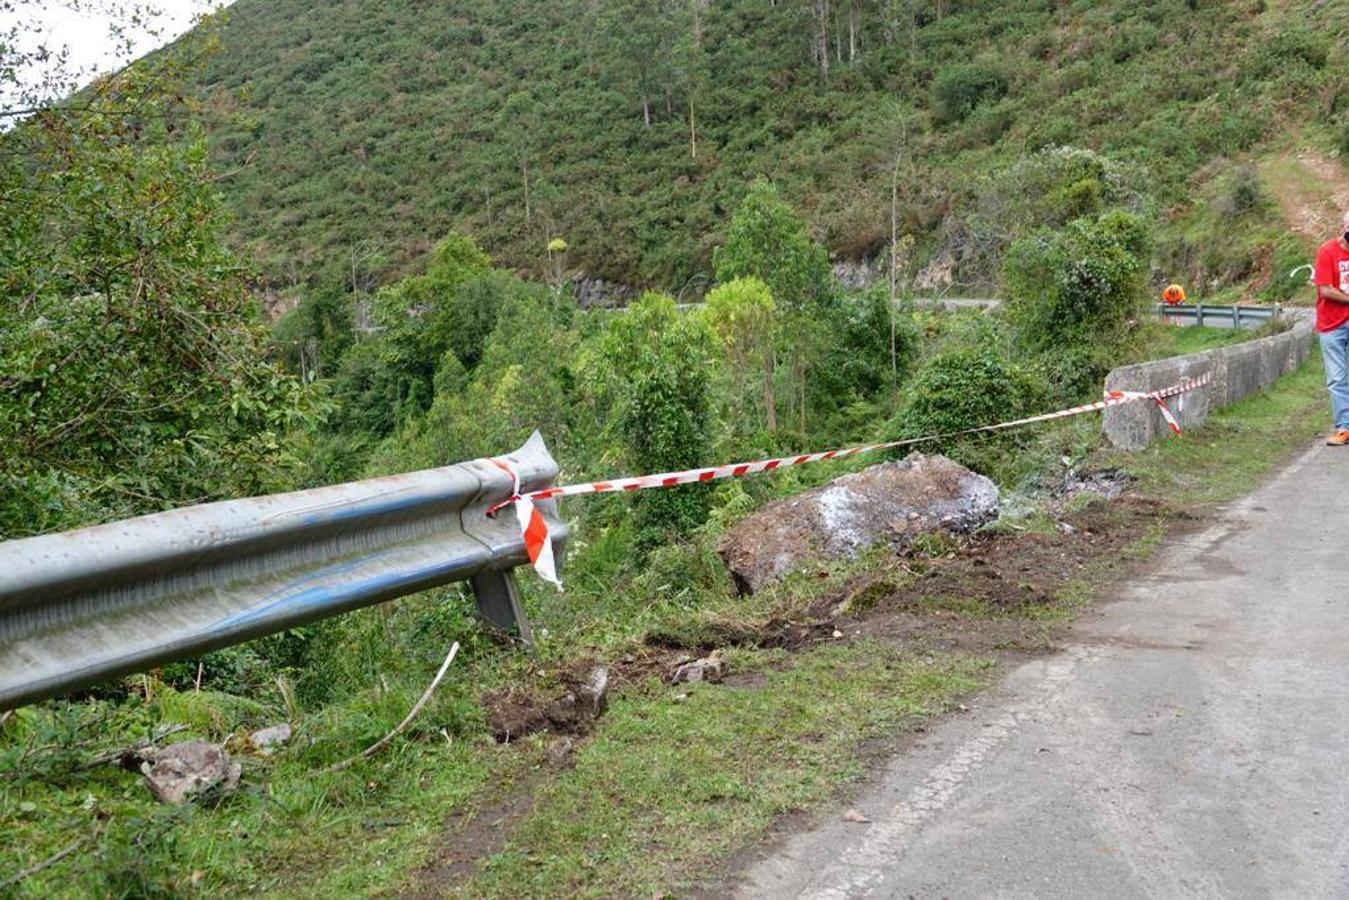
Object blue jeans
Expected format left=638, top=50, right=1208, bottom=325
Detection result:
left=1319, top=322, right=1349, bottom=430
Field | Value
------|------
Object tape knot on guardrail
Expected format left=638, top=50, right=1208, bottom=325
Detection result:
left=488, top=458, right=562, bottom=590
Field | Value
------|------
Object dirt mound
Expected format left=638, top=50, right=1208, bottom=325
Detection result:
left=644, top=617, right=836, bottom=654
left=483, top=665, right=610, bottom=743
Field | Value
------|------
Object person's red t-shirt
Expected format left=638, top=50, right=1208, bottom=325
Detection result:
left=1314, top=238, right=1349, bottom=332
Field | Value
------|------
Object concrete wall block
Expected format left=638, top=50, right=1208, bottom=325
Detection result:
left=1103, top=321, right=1315, bottom=449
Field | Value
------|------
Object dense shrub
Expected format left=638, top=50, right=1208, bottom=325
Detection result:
left=1003, top=211, right=1150, bottom=398
left=932, top=63, right=1008, bottom=123
left=0, top=73, right=320, bottom=539
left=1245, top=27, right=1328, bottom=79
left=588, top=293, right=716, bottom=545
left=813, top=287, right=919, bottom=408
left=889, top=347, right=1045, bottom=469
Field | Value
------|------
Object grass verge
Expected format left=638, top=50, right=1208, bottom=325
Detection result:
left=460, top=645, right=986, bottom=897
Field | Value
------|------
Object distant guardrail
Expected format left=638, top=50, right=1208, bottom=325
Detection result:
left=1156, top=303, right=1282, bottom=329
left=0, top=433, right=567, bottom=711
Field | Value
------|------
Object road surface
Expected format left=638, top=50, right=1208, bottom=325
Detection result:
left=737, top=440, right=1349, bottom=898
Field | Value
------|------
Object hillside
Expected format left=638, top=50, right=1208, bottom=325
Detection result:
left=193, top=0, right=1348, bottom=294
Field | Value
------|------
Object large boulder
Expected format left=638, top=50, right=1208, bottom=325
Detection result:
left=716, top=453, right=998, bottom=594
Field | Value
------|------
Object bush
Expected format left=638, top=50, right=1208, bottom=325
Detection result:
left=889, top=348, right=1045, bottom=470
left=1212, top=163, right=1263, bottom=218
left=812, top=287, right=919, bottom=406
left=589, top=293, right=716, bottom=546
left=932, top=63, right=1008, bottom=123
left=1246, top=28, right=1328, bottom=79
left=1003, top=212, right=1150, bottom=398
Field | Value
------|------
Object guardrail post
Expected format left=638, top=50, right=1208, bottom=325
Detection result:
left=469, top=570, right=534, bottom=646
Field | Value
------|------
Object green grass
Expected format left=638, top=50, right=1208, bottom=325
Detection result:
left=462, top=644, right=986, bottom=897
left=1147, top=323, right=1253, bottom=359
left=0, top=693, right=527, bottom=897
left=1102, top=352, right=1327, bottom=506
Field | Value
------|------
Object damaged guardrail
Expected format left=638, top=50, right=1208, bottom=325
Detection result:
left=0, top=432, right=567, bottom=711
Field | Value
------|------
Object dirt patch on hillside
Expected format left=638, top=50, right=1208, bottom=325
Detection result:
left=1266, top=150, right=1349, bottom=246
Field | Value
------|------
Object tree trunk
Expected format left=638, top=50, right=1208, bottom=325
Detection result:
left=798, top=361, right=807, bottom=434
left=890, top=161, right=899, bottom=389
left=848, top=1, right=858, bottom=61
left=521, top=158, right=531, bottom=225
left=689, top=95, right=697, bottom=158
left=813, top=0, right=830, bottom=80
left=762, top=352, right=777, bottom=432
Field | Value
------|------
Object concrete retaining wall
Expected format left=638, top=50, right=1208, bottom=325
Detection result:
left=1103, top=318, right=1316, bottom=450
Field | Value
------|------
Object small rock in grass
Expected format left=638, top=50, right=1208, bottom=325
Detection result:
left=143, top=740, right=240, bottom=805
left=248, top=723, right=292, bottom=756
left=577, top=665, right=610, bottom=716
left=671, top=652, right=724, bottom=685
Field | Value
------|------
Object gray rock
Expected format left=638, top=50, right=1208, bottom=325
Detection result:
left=1062, top=466, right=1132, bottom=501
left=142, top=740, right=241, bottom=804
left=717, top=453, right=998, bottom=594
left=571, top=275, right=641, bottom=309
left=832, top=258, right=884, bottom=291
left=672, top=652, right=724, bottom=684
left=247, top=723, right=293, bottom=756
left=577, top=665, right=610, bottom=716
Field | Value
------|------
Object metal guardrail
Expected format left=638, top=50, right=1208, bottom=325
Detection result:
left=1156, top=303, right=1280, bottom=329
left=0, top=432, right=567, bottom=711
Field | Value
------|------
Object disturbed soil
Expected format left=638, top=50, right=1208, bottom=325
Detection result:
left=418, top=491, right=1200, bottom=894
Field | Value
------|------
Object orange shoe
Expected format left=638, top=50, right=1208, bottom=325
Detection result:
left=1328, top=430, right=1349, bottom=446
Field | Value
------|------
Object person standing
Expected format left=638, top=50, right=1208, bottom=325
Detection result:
left=1314, top=211, right=1349, bottom=445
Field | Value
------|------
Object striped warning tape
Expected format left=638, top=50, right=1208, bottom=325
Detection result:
left=493, top=372, right=1211, bottom=588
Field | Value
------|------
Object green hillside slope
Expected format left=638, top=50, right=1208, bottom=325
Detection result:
left=195, top=0, right=1347, bottom=292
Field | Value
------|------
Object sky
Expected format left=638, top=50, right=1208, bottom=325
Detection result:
left=4, top=0, right=227, bottom=109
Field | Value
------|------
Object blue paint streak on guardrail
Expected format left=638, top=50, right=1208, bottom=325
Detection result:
left=212, top=554, right=471, bottom=633
left=294, top=490, right=462, bottom=526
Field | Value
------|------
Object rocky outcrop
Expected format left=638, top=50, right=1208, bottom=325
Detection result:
left=716, top=453, right=998, bottom=595
left=571, top=275, right=642, bottom=309
left=832, top=258, right=885, bottom=291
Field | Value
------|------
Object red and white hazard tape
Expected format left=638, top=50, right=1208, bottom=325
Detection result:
left=493, top=373, right=1211, bottom=588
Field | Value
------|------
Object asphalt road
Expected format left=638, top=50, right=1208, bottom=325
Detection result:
left=737, top=440, right=1349, bottom=899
